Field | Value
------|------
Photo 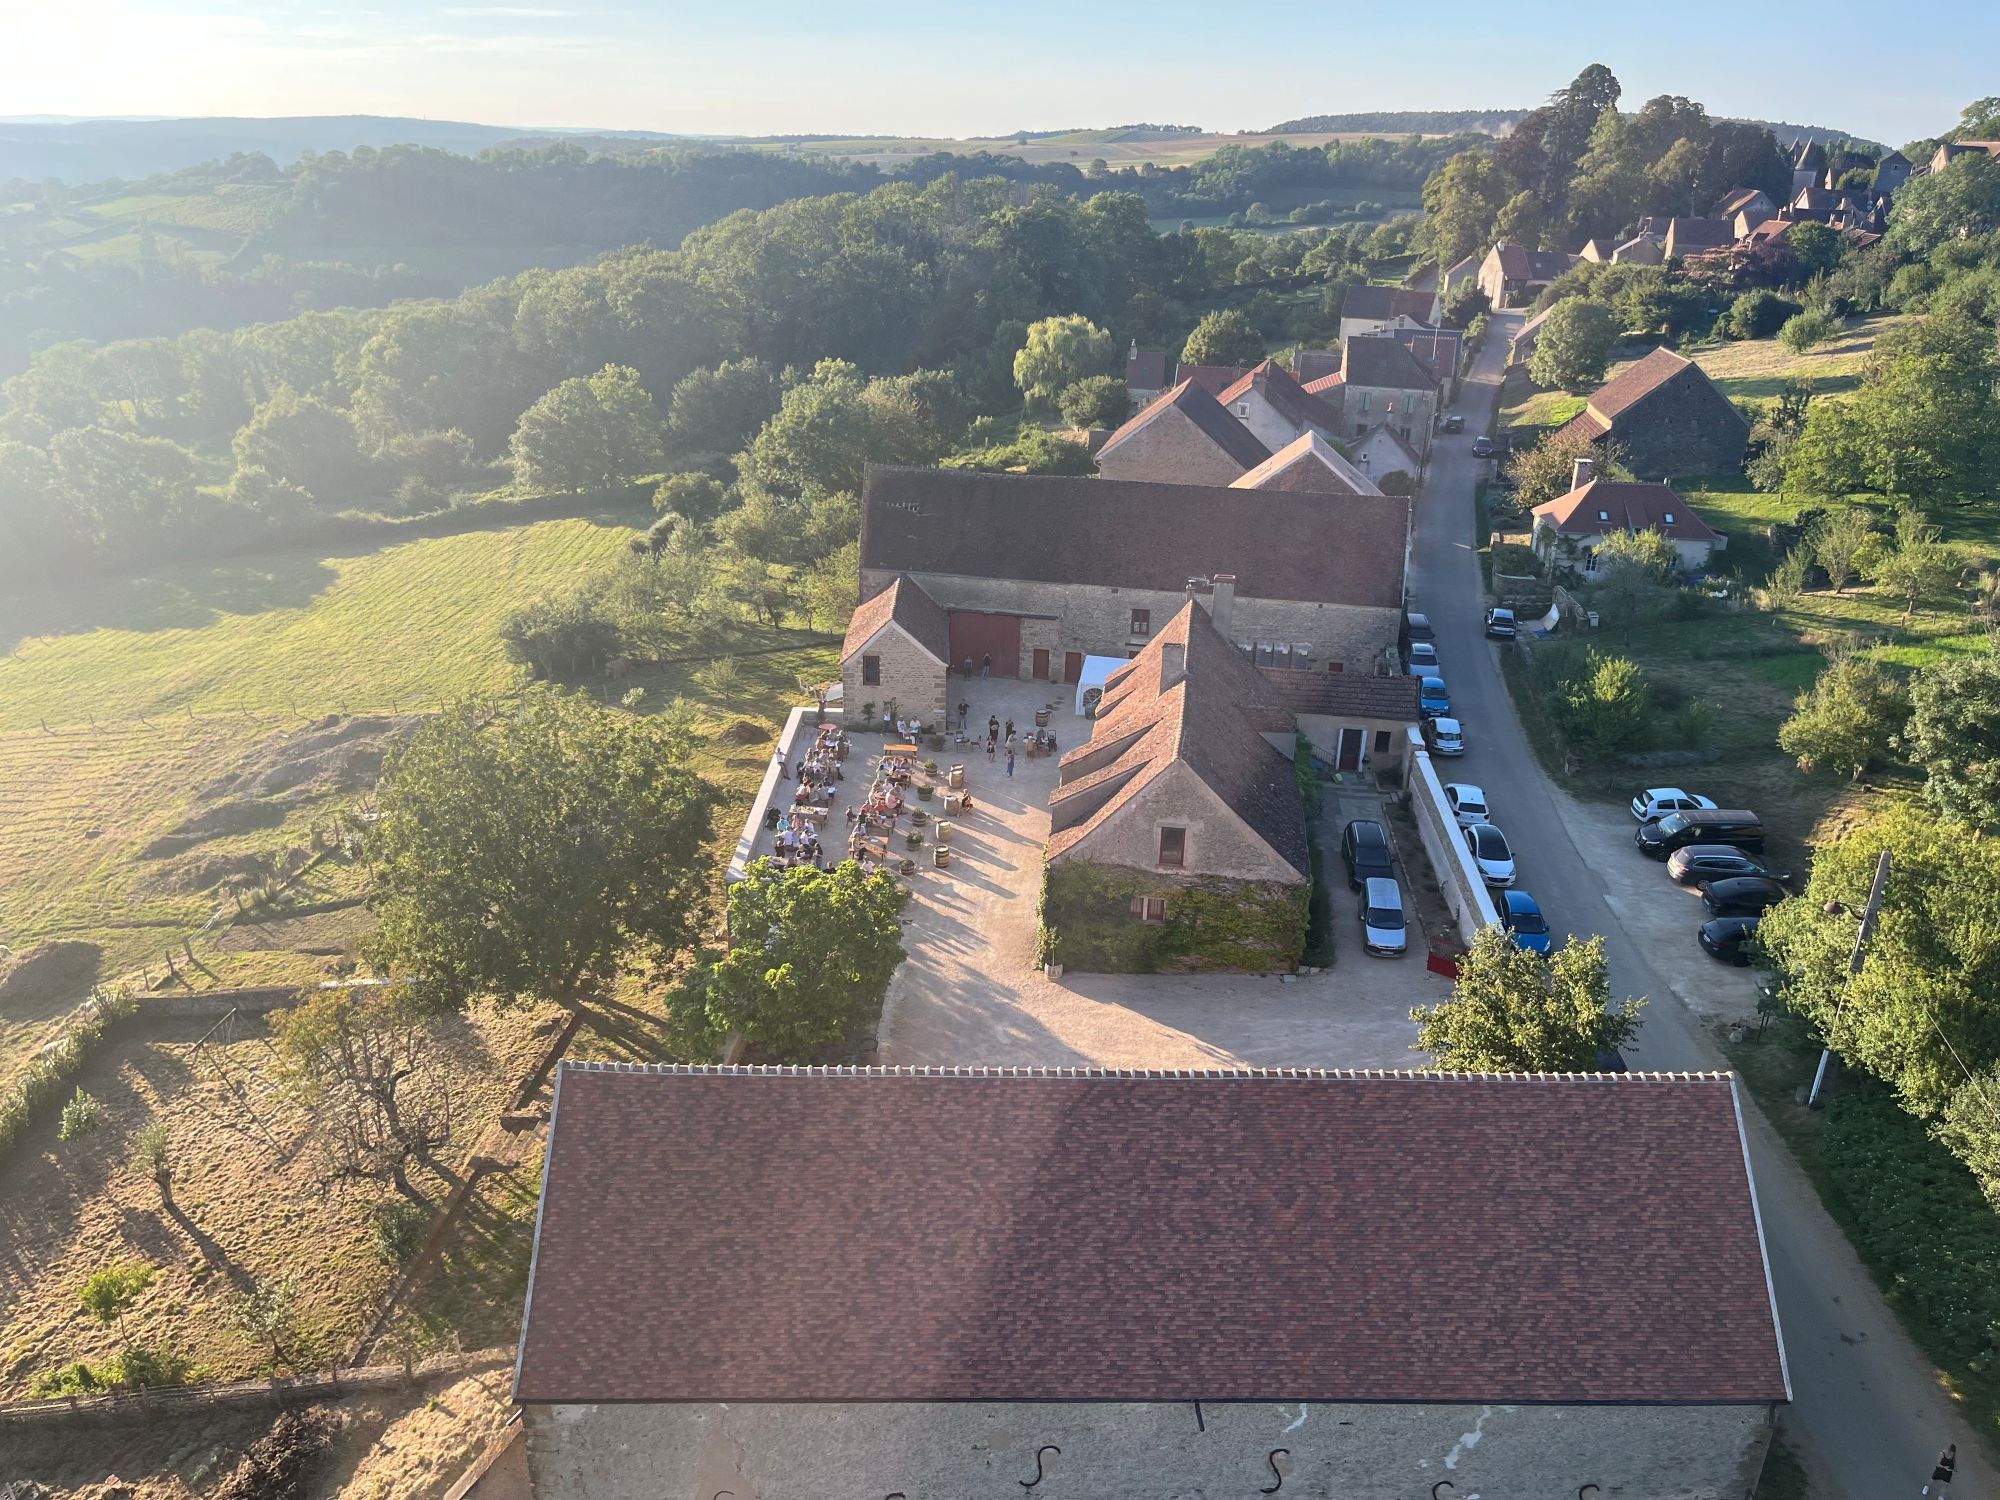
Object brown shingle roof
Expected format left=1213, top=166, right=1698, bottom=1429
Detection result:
left=1175, top=363, right=1252, bottom=396
left=514, top=1065, right=1791, bottom=1406
left=860, top=466, right=1410, bottom=611
left=1581, top=347, right=1698, bottom=422
left=1230, top=432, right=1381, bottom=495
left=1664, top=217, right=1736, bottom=254
left=1339, top=284, right=1438, bottom=324
left=1490, top=242, right=1572, bottom=281
left=1261, top=667, right=1420, bottom=720
left=1097, top=378, right=1272, bottom=471
left=1532, top=479, right=1721, bottom=542
left=1394, top=326, right=1462, bottom=384
left=1125, top=346, right=1168, bottom=390
left=1339, top=336, right=1438, bottom=393
left=841, top=574, right=949, bottom=661
left=1049, top=602, right=1306, bottom=874
left=1213, top=359, right=1340, bottom=435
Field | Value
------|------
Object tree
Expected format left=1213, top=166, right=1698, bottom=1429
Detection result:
left=1728, top=289, right=1803, bottom=340
left=231, top=388, right=373, bottom=507
left=1594, top=526, right=1680, bottom=578
left=1784, top=221, right=1845, bottom=281
left=1056, top=375, right=1131, bottom=429
left=499, top=589, right=619, bottom=679
left=1419, top=150, right=1512, bottom=270
left=1440, top=278, right=1489, bottom=327
left=1179, top=307, right=1265, bottom=368
left=652, top=470, right=729, bottom=524
left=1412, top=927, right=1643, bottom=1071
left=230, top=1277, right=305, bottom=1370
left=736, top=359, right=956, bottom=500
left=366, top=688, right=718, bottom=1013
left=1588, top=551, right=1674, bottom=644
left=941, top=424, right=1099, bottom=476
left=799, top=539, right=861, bottom=631
left=1806, top=506, right=1877, bottom=592
left=1556, top=648, right=1651, bottom=754
left=1776, top=653, right=1908, bottom=778
left=1012, top=315, right=1114, bottom=410
left=1504, top=429, right=1633, bottom=509
left=1863, top=509, right=1963, bottom=625
left=509, top=364, right=664, bottom=496
left=1903, top=658, right=2000, bottom=831
left=666, top=358, right=781, bottom=457
left=79, top=1262, right=157, bottom=1345
left=1528, top=299, right=1619, bottom=391
left=272, top=984, right=455, bottom=1202
left=1777, top=310, right=1837, bottom=353
left=675, top=861, right=908, bottom=1063
left=127, top=1122, right=172, bottom=1206
left=1493, top=190, right=1545, bottom=250
left=1759, top=805, right=2000, bottom=1117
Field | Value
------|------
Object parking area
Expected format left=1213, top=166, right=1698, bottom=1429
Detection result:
left=872, top=680, right=1451, bottom=1070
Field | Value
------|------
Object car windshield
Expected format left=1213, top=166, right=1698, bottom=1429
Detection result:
left=1366, top=905, right=1405, bottom=929
left=1657, top=813, right=1690, bottom=835
left=1509, top=909, right=1548, bottom=934
left=1472, top=826, right=1507, bottom=856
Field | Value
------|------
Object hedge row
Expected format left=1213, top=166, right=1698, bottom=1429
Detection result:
left=0, top=991, right=139, bottom=1157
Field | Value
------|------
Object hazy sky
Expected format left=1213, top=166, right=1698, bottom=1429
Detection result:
left=4, top=0, right=1990, bottom=147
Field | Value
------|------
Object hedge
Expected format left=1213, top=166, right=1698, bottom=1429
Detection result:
left=0, top=990, right=139, bottom=1157
left=1042, top=863, right=1308, bottom=974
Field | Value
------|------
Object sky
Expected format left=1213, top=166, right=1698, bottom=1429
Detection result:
left=2, top=0, right=1991, bottom=148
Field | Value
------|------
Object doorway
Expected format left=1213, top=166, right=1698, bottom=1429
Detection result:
left=1032, top=647, right=1051, bottom=681
left=1336, top=727, right=1365, bottom=772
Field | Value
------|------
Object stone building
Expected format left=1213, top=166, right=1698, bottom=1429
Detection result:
left=1336, top=283, right=1441, bottom=343
left=1307, top=337, right=1442, bottom=459
left=1044, top=601, right=1309, bottom=971
left=1212, top=359, right=1341, bottom=453
left=514, top=1064, right=1790, bottom=1500
left=1553, top=347, right=1750, bottom=478
left=1229, top=431, right=1381, bottom=496
left=857, top=465, right=1410, bottom=684
left=1096, top=378, right=1272, bottom=486
left=837, top=572, right=950, bottom=724
left=1476, top=240, right=1575, bottom=308
left=1262, top=666, right=1419, bottom=773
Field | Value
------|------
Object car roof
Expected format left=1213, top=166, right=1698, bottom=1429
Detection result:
left=1407, top=612, right=1430, bottom=624
left=1679, top=845, right=1751, bottom=860
left=1469, top=822, right=1506, bottom=845
left=1421, top=676, right=1446, bottom=690
left=1363, top=876, right=1401, bottom=904
left=1446, top=782, right=1485, bottom=800
left=1706, top=915, right=1762, bottom=934
left=1644, top=786, right=1690, bottom=799
left=1348, top=819, right=1386, bottom=843
left=1502, top=889, right=1540, bottom=913
left=1430, top=716, right=1461, bottom=732
left=1490, top=606, right=1514, bottom=616
left=1706, top=876, right=1783, bottom=895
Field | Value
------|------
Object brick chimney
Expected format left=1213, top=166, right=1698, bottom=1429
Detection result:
left=1209, top=574, right=1237, bottom=639
left=1571, top=457, right=1594, bottom=490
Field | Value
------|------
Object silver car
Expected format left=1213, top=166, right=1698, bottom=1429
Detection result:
left=1360, top=876, right=1408, bottom=956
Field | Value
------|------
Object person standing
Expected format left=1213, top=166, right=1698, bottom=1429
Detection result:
left=986, top=733, right=996, bottom=759
left=957, top=699, right=969, bottom=732
left=988, top=715, right=1000, bottom=742
left=1004, top=717, right=1015, bottom=742
left=1005, top=747, right=1015, bottom=778
left=980, top=653, right=991, bottom=679
left=1926, top=1443, right=1956, bottom=1493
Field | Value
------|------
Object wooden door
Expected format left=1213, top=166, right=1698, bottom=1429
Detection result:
left=1062, top=651, right=1084, bottom=684
left=1032, top=648, right=1051, bottom=681
left=1337, top=727, right=1365, bottom=772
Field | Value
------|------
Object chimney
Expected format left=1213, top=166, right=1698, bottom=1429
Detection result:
left=1571, top=457, right=1594, bottom=490
left=1159, top=640, right=1186, bottom=693
left=1209, top=574, right=1237, bottom=639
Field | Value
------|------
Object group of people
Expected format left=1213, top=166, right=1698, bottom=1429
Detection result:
left=767, top=725, right=851, bottom=870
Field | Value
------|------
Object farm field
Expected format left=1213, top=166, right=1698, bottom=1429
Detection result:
left=734, top=128, right=1445, bottom=171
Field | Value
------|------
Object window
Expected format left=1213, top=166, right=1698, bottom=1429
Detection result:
left=1358, top=392, right=1372, bottom=413
left=1663, top=511, right=1676, bottom=524
left=861, top=654, right=881, bottom=686
left=1130, top=607, right=1151, bottom=637
left=1374, top=729, right=1392, bottom=753
left=1158, top=827, right=1186, bottom=868
left=1294, top=642, right=1312, bottom=661
left=1597, top=509, right=1610, bottom=521
left=1355, top=421, right=1368, bottom=437
left=1129, top=896, right=1167, bottom=923
left=1236, top=402, right=1250, bottom=417
left=1327, top=661, right=1344, bottom=673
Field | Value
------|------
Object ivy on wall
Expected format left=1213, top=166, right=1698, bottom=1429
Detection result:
left=1041, top=861, right=1308, bottom=974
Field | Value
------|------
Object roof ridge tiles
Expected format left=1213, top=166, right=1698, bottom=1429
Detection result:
left=556, top=1060, right=1734, bottom=1082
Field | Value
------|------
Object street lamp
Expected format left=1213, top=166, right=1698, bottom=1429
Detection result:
left=1806, top=848, right=1892, bottom=1110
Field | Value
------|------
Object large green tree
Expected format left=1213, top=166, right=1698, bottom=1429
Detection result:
left=1528, top=298, right=1619, bottom=390
left=1012, top=314, right=1114, bottom=410
left=1420, top=150, right=1513, bottom=270
left=1412, top=927, right=1643, bottom=1071
left=1903, top=657, right=2000, bottom=831
left=231, top=388, right=374, bottom=507
left=679, top=860, right=908, bottom=1062
left=367, top=688, right=717, bottom=1012
left=736, top=358, right=958, bottom=499
left=1777, top=653, right=1908, bottom=779
left=1178, top=307, right=1265, bottom=368
left=509, top=364, right=665, bottom=496
left=666, top=358, right=782, bottom=457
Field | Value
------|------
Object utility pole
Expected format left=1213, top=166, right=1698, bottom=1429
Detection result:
left=1806, top=848, right=1892, bottom=1110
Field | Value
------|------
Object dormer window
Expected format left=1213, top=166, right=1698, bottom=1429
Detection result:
left=1663, top=512, right=1676, bottom=523
left=1597, top=510, right=1610, bottom=521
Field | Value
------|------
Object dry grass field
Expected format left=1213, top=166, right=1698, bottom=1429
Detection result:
left=746, top=128, right=1441, bottom=171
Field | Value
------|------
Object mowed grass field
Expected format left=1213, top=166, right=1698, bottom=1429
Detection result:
left=743, top=129, right=1445, bottom=171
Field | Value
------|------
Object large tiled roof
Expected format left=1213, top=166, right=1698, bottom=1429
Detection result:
left=514, top=1065, right=1790, bottom=1406
left=1230, top=431, right=1381, bottom=496
left=1665, top=217, right=1736, bottom=253
left=1049, top=602, right=1306, bottom=875
left=1125, top=346, right=1168, bottom=390
left=841, top=573, right=949, bottom=661
left=1097, top=378, right=1272, bottom=471
left=1490, top=242, right=1572, bottom=281
left=859, top=466, right=1410, bottom=611
left=1533, top=479, right=1721, bottom=542
left=1174, top=363, right=1253, bottom=396
left=1214, top=359, right=1340, bottom=435
left=1577, top=347, right=1701, bottom=423
left=1260, top=667, right=1421, bottom=720
left=1338, top=336, right=1438, bottom=392
left=1339, top=284, right=1438, bottom=323
left=1394, top=326, right=1462, bottom=384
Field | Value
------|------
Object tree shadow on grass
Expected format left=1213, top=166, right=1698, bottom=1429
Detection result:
left=0, top=554, right=341, bottom=656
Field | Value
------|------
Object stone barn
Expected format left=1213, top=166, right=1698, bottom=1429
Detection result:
left=514, top=1064, right=1789, bottom=1500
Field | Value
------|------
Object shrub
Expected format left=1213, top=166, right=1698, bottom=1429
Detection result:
left=58, top=1087, right=103, bottom=1141
left=0, top=990, right=136, bottom=1157
left=500, top=589, right=619, bottom=680
left=1302, top=838, right=1336, bottom=968
left=1778, top=309, right=1839, bottom=353
left=1728, top=289, right=1804, bottom=340
left=1378, top=470, right=1416, bottom=497
left=1056, top=375, right=1131, bottom=429
left=369, top=1199, right=431, bottom=1266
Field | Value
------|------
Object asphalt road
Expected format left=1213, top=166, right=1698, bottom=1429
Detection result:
left=1413, top=313, right=1992, bottom=1499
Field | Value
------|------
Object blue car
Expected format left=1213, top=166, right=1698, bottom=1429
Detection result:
left=1500, top=890, right=1552, bottom=954
left=1419, top=675, right=1451, bottom=717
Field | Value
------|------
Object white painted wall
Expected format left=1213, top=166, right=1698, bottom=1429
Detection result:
left=1403, top=726, right=1499, bottom=938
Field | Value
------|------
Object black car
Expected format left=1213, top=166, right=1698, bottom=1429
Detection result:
left=1700, top=876, right=1789, bottom=918
left=1443, top=414, right=1466, bottom=433
left=1484, top=607, right=1517, bottom=639
left=1699, top=916, right=1762, bottom=966
left=1635, top=809, right=1765, bottom=858
left=1667, top=845, right=1793, bottom=887
left=1471, top=435, right=1495, bottom=458
left=1340, top=819, right=1394, bottom=890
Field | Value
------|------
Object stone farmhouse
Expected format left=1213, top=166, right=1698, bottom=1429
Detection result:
left=853, top=465, right=1411, bottom=687
left=1045, top=601, right=1310, bottom=969
left=837, top=573, right=951, bottom=725
left=1476, top=240, right=1576, bottom=309
left=1307, top=336, right=1443, bottom=459
left=1554, top=347, right=1749, bottom=478
left=1096, top=378, right=1272, bottom=485
left=1532, top=460, right=1725, bottom=574
left=1229, top=430, right=1381, bottom=495
left=513, top=1064, right=1790, bottom=1500
left=1350, top=423, right=1424, bottom=487
left=1212, top=359, right=1341, bottom=452
left=1336, top=283, right=1441, bottom=343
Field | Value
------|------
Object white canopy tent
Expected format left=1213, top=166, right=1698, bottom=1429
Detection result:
left=1074, top=655, right=1128, bottom=718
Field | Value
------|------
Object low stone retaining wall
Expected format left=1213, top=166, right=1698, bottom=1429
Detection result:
left=1402, top=726, right=1499, bottom=939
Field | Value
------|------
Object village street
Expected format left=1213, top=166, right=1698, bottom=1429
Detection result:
left=1417, top=312, right=1994, bottom=1499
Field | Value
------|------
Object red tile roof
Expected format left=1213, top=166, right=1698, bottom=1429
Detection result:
left=514, top=1065, right=1790, bottom=1406
left=1532, top=479, right=1720, bottom=542
left=1213, top=359, right=1341, bottom=435
left=842, top=574, right=950, bottom=661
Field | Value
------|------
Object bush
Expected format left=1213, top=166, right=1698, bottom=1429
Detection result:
left=1728, top=289, right=1804, bottom=340
left=1778, top=309, right=1839, bottom=353
left=499, top=589, right=619, bottom=680
left=1378, top=470, right=1416, bottom=497
left=0, top=990, right=136, bottom=1157
left=1056, top=375, right=1131, bottom=429
left=1302, top=838, right=1336, bottom=968
left=58, top=1087, right=103, bottom=1141
left=368, top=1199, right=431, bottom=1266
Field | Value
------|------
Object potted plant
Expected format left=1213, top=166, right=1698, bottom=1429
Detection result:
left=917, top=783, right=934, bottom=801
left=906, top=830, right=924, bottom=849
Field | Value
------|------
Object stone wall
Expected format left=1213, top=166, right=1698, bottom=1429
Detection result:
left=1611, top=377, right=1750, bottom=479
left=1096, top=407, right=1253, bottom=486
left=840, top=623, right=947, bottom=726
left=524, top=1396, right=1777, bottom=1500
left=1058, top=761, right=1303, bottom=887
left=1404, top=727, right=1500, bottom=939
left=859, top=570, right=1401, bottom=681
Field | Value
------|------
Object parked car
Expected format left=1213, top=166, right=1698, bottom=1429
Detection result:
left=1444, top=783, right=1489, bottom=827
left=1500, top=889, right=1552, bottom=954
left=1630, top=787, right=1718, bottom=822
left=1443, top=413, right=1465, bottom=433
left=1424, top=716, right=1465, bottom=756
left=1406, top=611, right=1435, bottom=642
left=1635, top=809, right=1765, bottom=859
left=1484, top=607, right=1516, bottom=639
left=1341, top=819, right=1394, bottom=890
left=1419, top=676, right=1451, bottom=717
left=1667, top=846, right=1793, bottom=887
left=1408, top=641, right=1439, bottom=672
left=1699, top=915, right=1762, bottom=966
left=1462, top=822, right=1516, bottom=887
left=1359, top=876, right=1408, bottom=957
left=1471, top=435, right=1495, bottom=458
left=1700, top=876, right=1789, bottom=918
